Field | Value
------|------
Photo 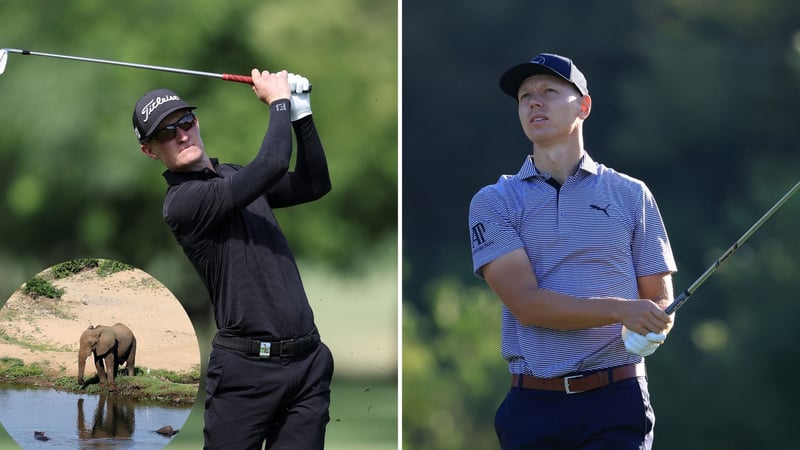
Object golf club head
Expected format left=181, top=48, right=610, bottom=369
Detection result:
left=0, top=49, right=8, bottom=75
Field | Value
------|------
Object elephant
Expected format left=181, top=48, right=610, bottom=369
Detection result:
left=77, top=323, right=137, bottom=390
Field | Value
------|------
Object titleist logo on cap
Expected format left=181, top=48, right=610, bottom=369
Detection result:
left=140, top=95, right=181, bottom=123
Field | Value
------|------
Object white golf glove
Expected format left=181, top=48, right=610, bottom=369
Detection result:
left=621, top=326, right=667, bottom=357
left=288, top=73, right=312, bottom=121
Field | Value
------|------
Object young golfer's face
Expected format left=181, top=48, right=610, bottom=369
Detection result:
left=140, top=109, right=207, bottom=171
left=516, top=74, right=589, bottom=145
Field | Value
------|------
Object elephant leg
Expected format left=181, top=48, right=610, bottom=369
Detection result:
left=103, top=354, right=116, bottom=390
left=127, top=338, right=136, bottom=377
left=95, top=357, right=107, bottom=387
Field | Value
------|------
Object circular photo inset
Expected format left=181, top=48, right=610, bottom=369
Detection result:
left=0, top=258, right=200, bottom=449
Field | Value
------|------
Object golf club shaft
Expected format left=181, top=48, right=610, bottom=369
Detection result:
left=665, top=178, right=800, bottom=314
left=6, top=48, right=317, bottom=92
left=6, top=48, right=253, bottom=83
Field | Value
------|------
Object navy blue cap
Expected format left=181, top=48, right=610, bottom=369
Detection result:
left=499, top=53, right=588, bottom=99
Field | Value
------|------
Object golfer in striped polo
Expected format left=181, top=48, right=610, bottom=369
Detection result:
left=469, top=53, right=677, bottom=449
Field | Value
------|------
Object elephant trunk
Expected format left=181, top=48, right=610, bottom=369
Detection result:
left=78, top=348, right=90, bottom=385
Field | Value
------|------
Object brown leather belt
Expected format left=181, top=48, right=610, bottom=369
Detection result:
left=511, top=363, right=646, bottom=394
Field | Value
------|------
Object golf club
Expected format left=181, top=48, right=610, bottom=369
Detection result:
left=665, top=178, right=800, bottom=314
left=0, top=48, right=310, bottom=91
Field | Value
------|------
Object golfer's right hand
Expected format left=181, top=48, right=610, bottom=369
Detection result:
left=251, top=69, right=291, bottom=105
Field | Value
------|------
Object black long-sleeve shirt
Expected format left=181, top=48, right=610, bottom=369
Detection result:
left=161, top=99, right=331, bottom=339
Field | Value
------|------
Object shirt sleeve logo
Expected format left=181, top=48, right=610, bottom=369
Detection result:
left=471, top=222, right=487, bottom=248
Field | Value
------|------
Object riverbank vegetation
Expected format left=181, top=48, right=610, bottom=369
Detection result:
left=0, top=357, right=198, bottom=405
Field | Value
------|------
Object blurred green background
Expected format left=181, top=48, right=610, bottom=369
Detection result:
left=403, top=0, right=800, bottom=449
left=0, top=0, right=397, bottom=448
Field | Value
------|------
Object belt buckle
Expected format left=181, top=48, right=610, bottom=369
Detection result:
left=259, top=342, right=271, bottom=358
left=564, top=374, right=584, bottom=394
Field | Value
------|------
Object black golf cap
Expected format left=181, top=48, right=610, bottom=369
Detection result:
left=499, top=53, right=588, bottom=99
left=132, top=88, right=196, bottom=142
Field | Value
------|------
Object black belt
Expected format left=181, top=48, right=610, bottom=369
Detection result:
left=213, top=329, right=320, bottom=359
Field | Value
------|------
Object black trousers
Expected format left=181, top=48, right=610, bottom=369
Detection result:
left=203, top=340, right=334, bottom=449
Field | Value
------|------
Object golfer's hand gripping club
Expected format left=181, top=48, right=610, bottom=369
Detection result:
left=288, top=73, right=312, bottom=121
left=224, top=72, right=312, bottom=94
left=623, top=179, right=800, bottom=358
left=622, top=326, right=667, bottom=357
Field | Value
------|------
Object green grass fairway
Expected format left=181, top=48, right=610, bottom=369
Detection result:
left=326, top=377, right=398, bottom=450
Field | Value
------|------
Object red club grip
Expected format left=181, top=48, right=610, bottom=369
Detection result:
left=221, top=73, right=313, bottom=92
left=222, top=73, right=254, bottom=84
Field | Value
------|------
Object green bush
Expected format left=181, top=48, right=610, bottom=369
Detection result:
left=51, top=258, right=99, bottom=279
left=54, top=376, right=82, bottom=390
left=97, top=260, right=134, bottom=276
left=0, top=357, right=45, bottom=379
left=22, top=276, right=64, bottom=299
left=145, top=367, right=202, bottom=384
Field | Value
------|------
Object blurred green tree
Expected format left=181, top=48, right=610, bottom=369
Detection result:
left=403, top=278, right=505, bottom=450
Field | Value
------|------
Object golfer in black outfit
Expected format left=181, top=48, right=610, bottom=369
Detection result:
left=133, top=69, right=333, bottom=449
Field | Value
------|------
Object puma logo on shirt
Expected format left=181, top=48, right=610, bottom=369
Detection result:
left=590, top=204, right=610, bottom=217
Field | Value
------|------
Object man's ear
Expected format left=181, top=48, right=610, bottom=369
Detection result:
left=140, top=143, right=159, bottom=160
left=578, top=94, right=592, bottom=119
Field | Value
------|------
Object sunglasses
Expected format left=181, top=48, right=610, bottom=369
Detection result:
left=145, top=112, right=197, bottom=143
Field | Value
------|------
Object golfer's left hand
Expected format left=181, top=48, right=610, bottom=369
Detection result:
left=288, top=73, right=312, bottom=121
left=622, top=326, right=667, bottom=357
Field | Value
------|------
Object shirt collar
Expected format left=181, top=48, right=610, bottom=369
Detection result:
left=517, top=152, right=599, bottom=181
left=163, top=158, right=221, bottom=186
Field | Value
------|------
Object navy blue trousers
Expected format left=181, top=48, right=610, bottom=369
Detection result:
left=203, top=341, right=334, bottom=450
left=495, top=377, right=655, bottom=450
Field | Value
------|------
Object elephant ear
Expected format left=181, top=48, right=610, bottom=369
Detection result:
left=94, top=328, right=116, bottom=355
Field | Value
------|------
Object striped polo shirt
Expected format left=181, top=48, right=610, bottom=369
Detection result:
left=469, top=153, right=676, bottom=377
